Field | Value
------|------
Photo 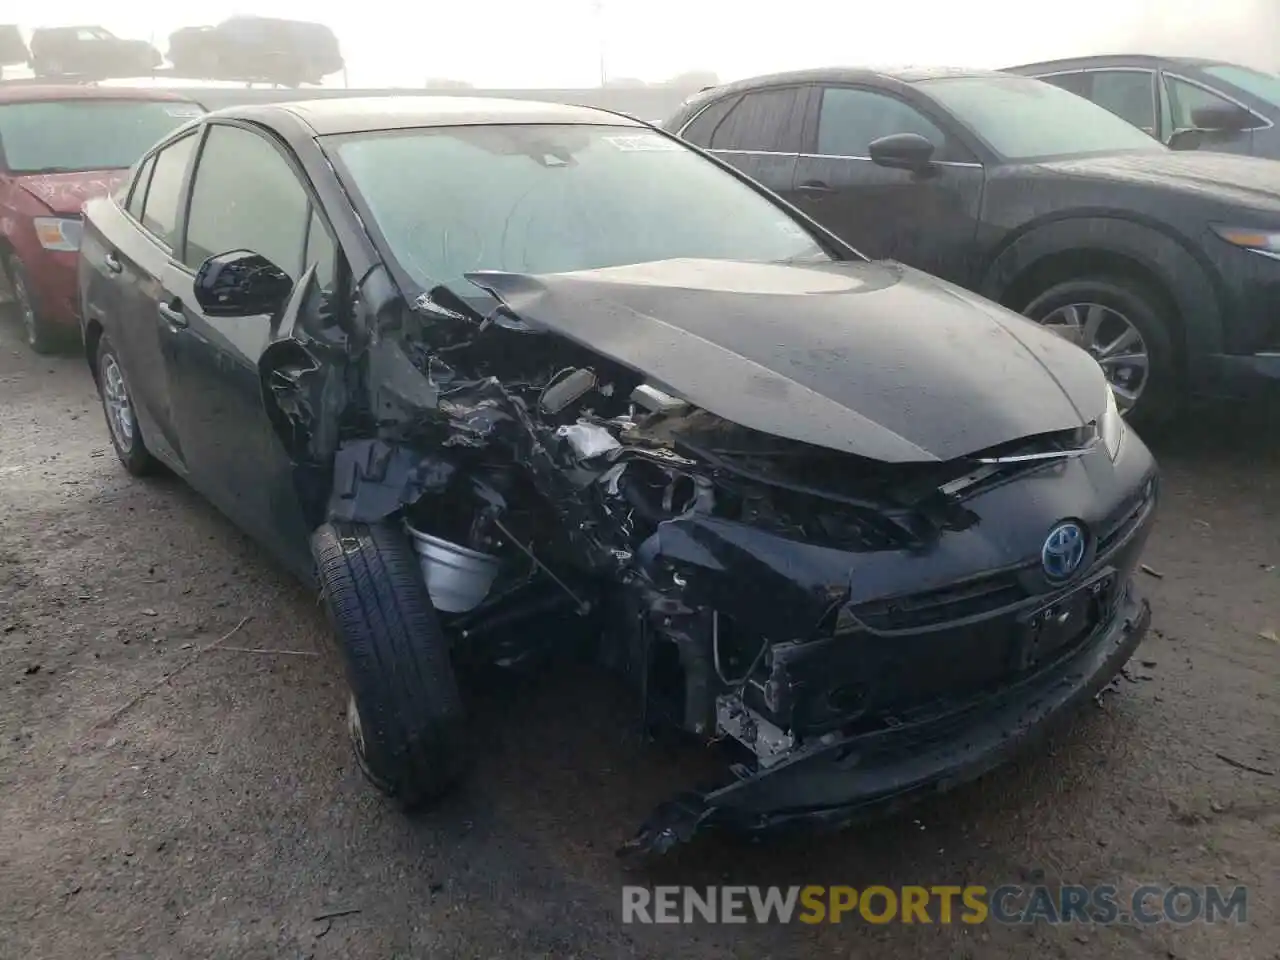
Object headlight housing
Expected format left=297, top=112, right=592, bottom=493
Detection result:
left=33, top=216, right=82, bottom=252
left=1097, top=384, right=1126, bottom=460
left=1211, top=224, right=1280, bottom=261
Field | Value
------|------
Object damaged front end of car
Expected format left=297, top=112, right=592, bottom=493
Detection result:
left=261, top=257, right=1156, bottom=858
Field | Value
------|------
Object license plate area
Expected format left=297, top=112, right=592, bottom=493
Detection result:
left=1013, top=572, right=1115, bottom=671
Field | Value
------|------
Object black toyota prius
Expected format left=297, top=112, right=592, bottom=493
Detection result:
left=78, top=96, right=1158, bottom=856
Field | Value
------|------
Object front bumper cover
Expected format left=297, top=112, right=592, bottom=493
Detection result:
left=620, top=581, right=1151, bottom=857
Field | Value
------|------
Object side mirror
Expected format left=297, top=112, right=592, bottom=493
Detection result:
left=194, top=250, right=293, bottom=317
left=1190, top=104, right=1255, bottom=132
left=1167, top=128, right=1205, bottom=151
left=869, top=132, right=936, bottom=173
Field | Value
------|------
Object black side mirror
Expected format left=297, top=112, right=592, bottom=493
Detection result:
left=194, top=250, right=293, bottom=317
left=1167, top=128, right=1205, bottom=151
left=869, top=132, right=936, bottom=173
left=1190, top=104, right=1255, bottom=132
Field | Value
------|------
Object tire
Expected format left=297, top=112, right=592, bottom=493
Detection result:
left=311, top=521, right=471, bottom=810
left=1022, top=275, right=1179, bottom=429
left=95, top=334, right=158, bottom=476
left=6, top=255, right=60, bottom=355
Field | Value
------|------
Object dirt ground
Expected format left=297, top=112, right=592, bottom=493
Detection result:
left=0, top=311, right=1276, bottom=960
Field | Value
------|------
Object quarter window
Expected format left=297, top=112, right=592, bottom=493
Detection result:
left=816, top=87, right=948, bottom=158
left=680, top=95, right=741, bottom=146
left=304, top=208, right=336, bottom=292
left=140, top=133, right=197, bottom=246
left=183, top=123, right=309, bottom=278
left=126, top=154, right=155, bottom=221
left=709, top=87, right=806, bottom=152
left=1039, top=72, right=1091, bottom=98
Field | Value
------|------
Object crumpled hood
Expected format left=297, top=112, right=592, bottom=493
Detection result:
left=16, top=170, right=128, bottom=216
left=466, top=258, right=1107, bottom=463
left=1037, top=151, right=1280, bottom=214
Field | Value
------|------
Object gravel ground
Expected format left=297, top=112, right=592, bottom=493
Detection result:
left=0, top=312, right=1276, bottom=960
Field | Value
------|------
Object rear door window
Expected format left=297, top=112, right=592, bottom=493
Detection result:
left=1088, top=70, right=1157, bottom=134
left=708, top=87, right=806, bottom=153
left=139, top=133, right=197, bottom=247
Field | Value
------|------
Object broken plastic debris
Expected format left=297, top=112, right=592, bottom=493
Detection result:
left=556, top=421, right=621, bottom=460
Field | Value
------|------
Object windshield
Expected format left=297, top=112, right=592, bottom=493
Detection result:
left=0, top=99, right=203, bottom=174
left=1203, top=64, right=1280, bottom=108
left=326, top=123, right=831, bottom=298
left=920, top=75, right=1167, bottom=160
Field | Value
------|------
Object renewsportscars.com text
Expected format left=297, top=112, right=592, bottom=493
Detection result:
left=621, top=884, right=1248, bottom=926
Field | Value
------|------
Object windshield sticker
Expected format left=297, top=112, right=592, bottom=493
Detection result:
left=603, top=134, right=681, bottom=152
left=775, top=221, right=808, bottom=239
left=165, top=106, right=204, bottom=118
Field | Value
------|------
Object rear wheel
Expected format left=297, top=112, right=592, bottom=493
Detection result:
left=1022, top=275, right=1179, bottom=429
left=95, top=334, right=158, bottom=476
left=311, top=521, right=471, bottom=810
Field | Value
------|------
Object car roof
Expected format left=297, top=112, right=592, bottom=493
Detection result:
left=0, top=84, right=197, bottom=104
left=215, top=95, right=646, bottom=136
left=679, top=66, right=1019, bottom=106
left=1006, top=54, right=1228, bottom=72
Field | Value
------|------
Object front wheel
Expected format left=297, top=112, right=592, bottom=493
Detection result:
left=1022, top=275, right=1179, bottom=429
left=311, top=521, right=472, bottom=810
left=6, top=255, right=60, bottom=355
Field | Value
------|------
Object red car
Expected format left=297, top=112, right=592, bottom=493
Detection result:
left=0, top=86, right=203, bottom=352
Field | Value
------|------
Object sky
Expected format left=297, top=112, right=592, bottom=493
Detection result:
left=14, top=0, right=1280, bottom=88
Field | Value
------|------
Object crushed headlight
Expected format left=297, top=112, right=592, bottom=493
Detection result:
left=1211, top=224, right=1280, bottom=261
left=1097, top=384, right=1126, bottom=460
left=33, top=216, right=82, bottom=252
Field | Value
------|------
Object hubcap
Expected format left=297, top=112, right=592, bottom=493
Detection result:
left=1038, top=302, right=1149, bottom=413
left=99, top=353, right=135, bottom=453
left=12, top=274, right=37, bottom=347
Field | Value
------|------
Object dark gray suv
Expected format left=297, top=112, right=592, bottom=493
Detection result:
left=1007, top=55, right=1280, bottom=160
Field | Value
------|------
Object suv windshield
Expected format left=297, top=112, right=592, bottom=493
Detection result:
left=1203, top=63, right=1280, bottom=108
left=920, top=75, right=1166, bottom=160
left=326, top=123, right=831, bottom=297
left=0, top=99, right=202, bottom=174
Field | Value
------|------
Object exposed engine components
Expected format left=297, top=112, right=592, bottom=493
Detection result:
left=716, top=693, right=795, bottom=767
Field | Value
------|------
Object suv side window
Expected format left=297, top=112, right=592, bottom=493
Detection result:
left=183, top=123, right=309, bottom=278
left=125, top=154, right=156, bottom=220
left=708, top=87, right=806, bottom=153
left=1164, top=75, right=1258, bottom=132
left=1089, top=70, right=1157, bottom=134
left=816, top=87, right=951, bottom=158
left=139, top=132, right=197, bottom=246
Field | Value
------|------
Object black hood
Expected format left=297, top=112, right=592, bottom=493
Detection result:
left=466, top=258, right=1107, bottom=463
left=1038, top=151, right=1280, bottom=214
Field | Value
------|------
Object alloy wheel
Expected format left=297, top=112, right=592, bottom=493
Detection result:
left=1038, top=301, right=1149, bottom=413
left=99, top=353, right=136, bottom=454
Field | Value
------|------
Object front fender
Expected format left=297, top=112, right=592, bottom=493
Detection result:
left=979, top=215, right=1224, bottom=358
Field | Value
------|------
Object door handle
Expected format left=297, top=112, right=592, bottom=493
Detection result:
left=157, top=299, right=188, bottom=329
left=796, top=180, right=836, bottom=195
left=103, top=252, right=123, bottom=274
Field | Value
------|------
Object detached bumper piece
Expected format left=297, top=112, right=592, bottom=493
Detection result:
left=620, top=583, right=1151, bottom=858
